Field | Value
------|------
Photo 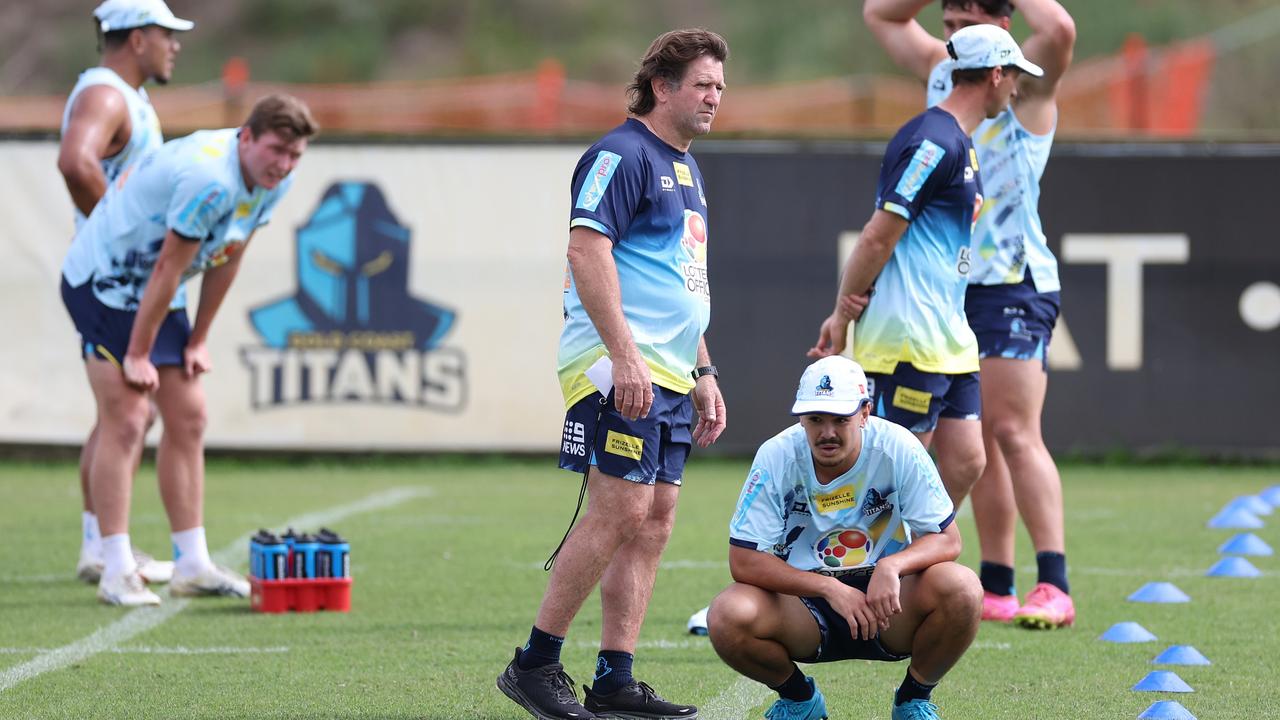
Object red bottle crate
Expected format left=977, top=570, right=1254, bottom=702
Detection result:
left=250, top=576, right=352, bottom=613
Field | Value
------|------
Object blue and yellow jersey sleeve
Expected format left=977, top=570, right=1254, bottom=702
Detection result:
left=877, top=138, right=951, bottom=222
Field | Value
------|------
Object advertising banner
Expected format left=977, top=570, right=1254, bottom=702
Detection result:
left=2, top=140, right=1277, bottom=456
left=0, top=142, right=577, bottom=451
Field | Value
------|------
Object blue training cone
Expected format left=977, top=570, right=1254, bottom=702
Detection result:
left=1261, top=485, right=1280, bottom=507
left=1100, top=622, right=1157, bottom=643
left=1218, top=532, right=1273, bottom=556
left=1138, top=700, right=1198, bottom=719
left=1206, top=508, right=1264, bottom=529
left=1206, top=556, right=1262, bottom=578
left=1152, top=645, right=1211, bottom=666
left=1128, top=582, right=1191, bottom=603
left=1225, top=495, right=1273, bottom=516
left=1133, top=671, right=1194, bottom=693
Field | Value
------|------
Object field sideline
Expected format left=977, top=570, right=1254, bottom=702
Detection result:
left=0, top=457, right=1277, bottom=719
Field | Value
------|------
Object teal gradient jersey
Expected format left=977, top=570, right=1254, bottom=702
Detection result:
left=728, top=418, right=954, bottom=572
left=62, top=128, right=292, bottom=311
left=856, top=107, right=982, bottom=375
left=559, top=119, right=711, bottom=407
left=928, top=60, right=1059, bottom=291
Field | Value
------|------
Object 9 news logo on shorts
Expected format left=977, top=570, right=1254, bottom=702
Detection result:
left=240, top=182, right=467, bottom=411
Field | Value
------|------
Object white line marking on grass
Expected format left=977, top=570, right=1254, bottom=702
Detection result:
left=0, top=574, right=71, bottom=584
left=0, top=646, right=289, bottom=655
left=699, top=676, right=770, bottom=720
left=971, top=640, right=1012, bottom=651
left=0, top=485, right=432, bottom=693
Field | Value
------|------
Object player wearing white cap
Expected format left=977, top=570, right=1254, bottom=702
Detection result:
left=59, top=0, right=194, bottom=588
left=810, top=25, right=1041, bottom=541
left=863, top=0, right=1077, bottom=630
left=707, top=356, right=980, bottom=720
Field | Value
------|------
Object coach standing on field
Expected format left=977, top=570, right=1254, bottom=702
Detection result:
left=498, top=28, right=729, bottom=720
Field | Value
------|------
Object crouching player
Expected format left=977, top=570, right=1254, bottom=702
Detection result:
left=707, top=356, right=981, bottom=720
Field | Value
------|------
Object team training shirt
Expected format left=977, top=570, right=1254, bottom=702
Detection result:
left=856, top=106, right=982, bottom=375
left=63, top=128, right=292, bottom=311
left=928, top=60, right=1060, bottom=291
left=559, top=118, right=711, bottom=407
left=61, top=67, right=163, bottom=230
left=729, top=417, right=954, bottom=572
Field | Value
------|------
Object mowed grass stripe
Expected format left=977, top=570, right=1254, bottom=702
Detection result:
left=0, top=485, right=432, bottom=693
left=0, top=459, right=1276, bottom=719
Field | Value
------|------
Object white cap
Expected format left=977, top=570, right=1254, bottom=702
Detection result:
left=790, top=356, right=871, bottom=416
left=946, top=24, right=1043, bottom=77
left=94, top=0, right=194, bottom=33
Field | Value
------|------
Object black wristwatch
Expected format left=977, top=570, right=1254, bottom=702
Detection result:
left=691, top=365, right=719, bottom=380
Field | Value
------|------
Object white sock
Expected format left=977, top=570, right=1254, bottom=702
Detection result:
left=101, top=533, right=137, bottom=580
left=172, top=527, right=212, bottom=575
left=82, top=512, right=102, bottom=559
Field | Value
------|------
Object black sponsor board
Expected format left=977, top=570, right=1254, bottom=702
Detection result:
left=694, top=143, right=1280, bottom=458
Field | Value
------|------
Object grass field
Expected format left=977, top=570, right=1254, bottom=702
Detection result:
left=1, top=457, right=1277, bottom=719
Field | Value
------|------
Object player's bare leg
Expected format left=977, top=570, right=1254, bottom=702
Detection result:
left=583, top=480, right=696, bottom=717
left=706, top=584, right=821, bottom=684
left=534, top=469, right=656, bottom=635
left=83, top=358, right=160, bottom=605
left=881, top=562, right=982, bottom=683
left=78, top=405, right=164, bottom=584
left=928, top=418, right=986, bottom=508
left=154, top=367, right=207, bottom=533
left=981, top=357, right=1073, bottom=628
left=152, top=366, right=246, bottom=599
left=970, top=394, right=1020, bottom=621
left=80, top=425, right=98, bottom=514
left=85, top=359, right=150, bottom=541
left=971, top=435, right=1017, bottom=565
left=599, top=481, right=679, bottom=653
left=981, top=358, right=1064, bottom=553
left=499, top=469, right=656, bottom=720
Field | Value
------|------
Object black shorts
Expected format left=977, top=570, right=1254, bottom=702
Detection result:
left=557, top=386, right=693, bottom=485
left=965, top=272, right=1061, bottom=371
left=61, top=276, right=191, bottom=367
left=797, top=568, right=911, bottom=664
left=867, top=363, right=981, bottom=435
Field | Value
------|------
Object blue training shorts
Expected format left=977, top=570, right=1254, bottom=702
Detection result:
left=867, top=363, right=981, bottom=435
left=558, top=385, right=693, bottom=485
left=61, top=276, right=191, bottom=368
left=965, top=272, right=1061, bottom=371
left=797, top=567, right=911, bottom=664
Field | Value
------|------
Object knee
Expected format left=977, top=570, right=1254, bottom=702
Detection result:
left=102, top=401, right=151, bottom=449
left=707, top=585, right=763, bottom=646
left=956, top=445, right=986, bottom=485
left=640, top=498, right=678, bottom=544
left=988, top=412, right=1029, bottom=450
left=944, top=447, right=986, bottom=497
left=603, top=499, right=651, bottom=543
left=924, top=564, right=983, bottom=623
left=163, top=403, right=208, bottom=445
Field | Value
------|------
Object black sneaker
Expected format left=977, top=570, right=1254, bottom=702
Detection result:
left=497, top=648, right=597, bottom=720
left=582, top=680, right=698, bottom=719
